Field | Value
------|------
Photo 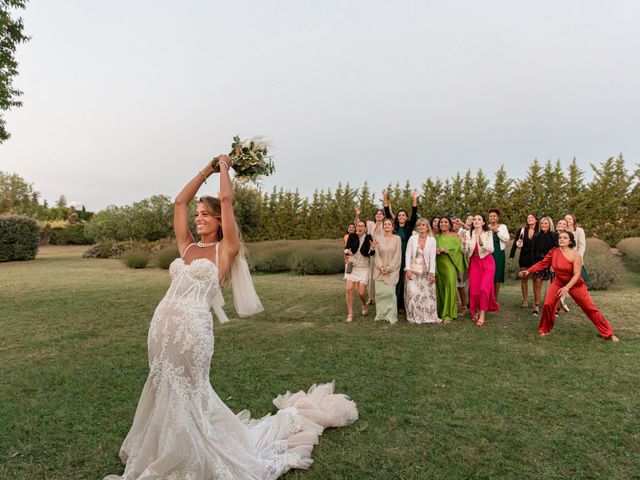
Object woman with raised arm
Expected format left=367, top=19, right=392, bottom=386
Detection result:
left=520, top=231, right=618, bottom=341
left=384, top=188, right=419, bottom=315
left=105, top=155, right=357, bottom=480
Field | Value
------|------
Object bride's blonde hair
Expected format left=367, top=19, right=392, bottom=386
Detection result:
left=199, top=195, right=246, bottom=286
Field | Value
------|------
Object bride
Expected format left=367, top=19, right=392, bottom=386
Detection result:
left=105, top=154, right=358, bottom=480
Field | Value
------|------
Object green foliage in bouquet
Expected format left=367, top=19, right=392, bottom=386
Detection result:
left=214, top=135, right=275, bottom=183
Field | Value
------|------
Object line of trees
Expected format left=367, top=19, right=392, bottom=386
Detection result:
left=239, top=156, right=639, bottom=245
left=2, top=155, right=639, bottom=246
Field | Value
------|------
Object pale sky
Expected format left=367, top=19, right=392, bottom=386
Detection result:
left=1, top=0, right=639, bottom=210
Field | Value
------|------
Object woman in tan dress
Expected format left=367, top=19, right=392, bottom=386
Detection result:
left=373, top=218, right=402, bottom=324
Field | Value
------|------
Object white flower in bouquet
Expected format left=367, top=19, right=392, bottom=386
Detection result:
left=212, top=135, right=275, bottom=183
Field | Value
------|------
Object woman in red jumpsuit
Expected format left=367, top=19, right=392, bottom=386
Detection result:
left=520, top=231, right=619, bottom=341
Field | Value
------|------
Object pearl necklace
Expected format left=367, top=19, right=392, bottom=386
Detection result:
left=197, top=241, right=216, bottom=248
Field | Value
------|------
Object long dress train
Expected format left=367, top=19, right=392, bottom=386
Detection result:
left=104, top=257, right=358, bottom=480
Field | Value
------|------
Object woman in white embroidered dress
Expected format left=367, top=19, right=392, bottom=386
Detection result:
left=404, top=218, right=440, bottom=324
left=105, top=154, right=358, bottom=480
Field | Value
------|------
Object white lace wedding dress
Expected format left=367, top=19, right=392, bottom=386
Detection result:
left=105, top=257, right=358, bottom=480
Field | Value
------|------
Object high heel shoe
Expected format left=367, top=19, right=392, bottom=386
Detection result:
left=361, top=306, right=369, bottom=317
left=532, top=305, right=540, bottom=315
left=476, top=317, right=485, bottom=327
left=345, top=314, right=353, bottom=323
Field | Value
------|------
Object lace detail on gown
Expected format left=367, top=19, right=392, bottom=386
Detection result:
left=104, top=258, right=358, bottom=480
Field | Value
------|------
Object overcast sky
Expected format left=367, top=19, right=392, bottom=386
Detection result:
left=0, top=0, right=638, bottom=210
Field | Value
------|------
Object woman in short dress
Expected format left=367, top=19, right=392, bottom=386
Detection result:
left=509, top=213, right=539, bottom=308
left=354, top=205, right=385, bottom=305
left=531, top=217, right=558, bottom=315
left=404, top=218, right=440, bottom=324
left=344, top=220, right=375, bottom=322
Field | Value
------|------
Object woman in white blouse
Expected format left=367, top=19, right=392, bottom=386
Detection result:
left=404, top=218, right=440, bottom=324
left=488, top=208, right=510, bottom=299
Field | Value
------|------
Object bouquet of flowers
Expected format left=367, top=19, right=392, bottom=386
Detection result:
left=212, top=135, right=275, bottom=182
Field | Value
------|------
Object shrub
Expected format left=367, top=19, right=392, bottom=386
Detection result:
left=122, top=250, right=150, bottom=269
left=584, top=238, right=622, bottom=290
left=154, top=246, right=180, bottom=269
left=82, top=241, right=115, bottom=259
left=49, top=224, right=91, bottom=245
left=0, top=214, right=40, bottom=262
left=290, top=248, right=344, bottom=275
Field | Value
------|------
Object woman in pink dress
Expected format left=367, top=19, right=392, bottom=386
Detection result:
left=464, top=214, right=500, bottom=327
left=520, top=231, right=619, bottom=340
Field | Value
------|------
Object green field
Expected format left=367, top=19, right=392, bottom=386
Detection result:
left=1, top=246, right=639, bottom=479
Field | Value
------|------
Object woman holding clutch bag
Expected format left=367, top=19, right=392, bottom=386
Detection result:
left=509, top=213, right=539, bottom=308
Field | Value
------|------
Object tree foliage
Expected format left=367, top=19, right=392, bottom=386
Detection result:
left=0, top=0, right=29, bottom=142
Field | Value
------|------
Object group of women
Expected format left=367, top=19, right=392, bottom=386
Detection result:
left=343, top=198, right=619, bottom=342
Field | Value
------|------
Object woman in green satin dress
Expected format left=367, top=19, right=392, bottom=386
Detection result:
left=435, top=216, right=468, bottom=321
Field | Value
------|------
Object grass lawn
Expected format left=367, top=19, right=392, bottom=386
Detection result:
left=1, top=246, right=639, bottom=479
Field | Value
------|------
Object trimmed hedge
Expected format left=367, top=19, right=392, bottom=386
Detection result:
left=247, top=239, right=344, bottom=275
left=0, top=215, right=40, bottom=262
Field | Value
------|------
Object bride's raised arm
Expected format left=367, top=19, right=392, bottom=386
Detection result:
left=216, top=154, right=240, bottom=280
